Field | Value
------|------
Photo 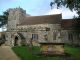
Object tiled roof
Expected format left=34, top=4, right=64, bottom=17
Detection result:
left=61, top=19, right=80, bottom=29
left=18, top=14, right=80, bottom=30
left=19, top=14, right=62, bottom=25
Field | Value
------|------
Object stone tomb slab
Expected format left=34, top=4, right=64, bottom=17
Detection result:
left=39, top=43, right=65, bottom=56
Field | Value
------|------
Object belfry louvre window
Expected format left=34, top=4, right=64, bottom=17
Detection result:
left=32, top=34, right=38, bottom=40
left=53, top=32, right=56, bottom=40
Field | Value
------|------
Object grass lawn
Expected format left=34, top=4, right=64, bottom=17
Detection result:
left=12, top=45, right=80, bottom=60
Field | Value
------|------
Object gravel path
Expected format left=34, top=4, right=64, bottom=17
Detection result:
left=0, top=46, right=20, bottom=60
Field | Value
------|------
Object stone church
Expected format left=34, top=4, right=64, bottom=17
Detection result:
left=5, top=7, right=80, bottom=47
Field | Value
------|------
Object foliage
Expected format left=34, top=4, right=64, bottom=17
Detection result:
left=50, top=0, right=80, bottom=18
left=0, top=10, right=9, bottom=27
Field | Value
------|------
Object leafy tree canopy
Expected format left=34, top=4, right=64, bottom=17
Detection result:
left=50, top=0, right=80, bottom=18
left=0, top=10, right=9, bottom=28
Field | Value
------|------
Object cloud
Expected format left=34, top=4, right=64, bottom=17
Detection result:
left=45, top=9, right=61, bottom=15
left=45, top=7, right=78, bottom=19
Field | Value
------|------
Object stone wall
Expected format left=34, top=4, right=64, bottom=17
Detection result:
left=17, top=24, right=63, bottom=44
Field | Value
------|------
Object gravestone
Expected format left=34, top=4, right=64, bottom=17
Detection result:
left=39, top=43, right=65, bottom=56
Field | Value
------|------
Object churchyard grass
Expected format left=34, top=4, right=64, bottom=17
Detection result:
left=12, top=45, right=80, bottom=60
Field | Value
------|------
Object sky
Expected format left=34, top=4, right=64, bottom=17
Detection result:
left=0, top=0, right=51, bottom=15
left=0, top=0, right=78, bottom=19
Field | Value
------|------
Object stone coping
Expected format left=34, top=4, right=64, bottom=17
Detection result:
left=39, top=43, right=64, bottom=45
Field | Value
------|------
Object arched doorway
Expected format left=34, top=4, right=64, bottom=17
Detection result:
left=14, top=36, right=19, bottom=46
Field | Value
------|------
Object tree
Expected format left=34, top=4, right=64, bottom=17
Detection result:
left=50, top=0, right=80, bottom=18
left=0, top=10, right=9, bottom=30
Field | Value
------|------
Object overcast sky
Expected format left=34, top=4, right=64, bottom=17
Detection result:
left=0, top=0, right=78, bottom=19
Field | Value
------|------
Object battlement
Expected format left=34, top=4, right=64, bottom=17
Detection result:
left=8, top=7, right=26, bottom=13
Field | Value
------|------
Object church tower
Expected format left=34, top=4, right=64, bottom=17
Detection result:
left=7, top=7, right=28, bottom=31
left=6, top=7, right=30, bottom=46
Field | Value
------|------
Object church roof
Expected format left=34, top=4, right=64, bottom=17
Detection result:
left=19, top=14, right=62, bottom=25
left=61, top=19, right=80, bottom=30
left=61, top=19, right=73, bottom=29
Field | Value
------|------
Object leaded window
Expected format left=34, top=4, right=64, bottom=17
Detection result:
left=32, top=34, right=38, bottom=40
